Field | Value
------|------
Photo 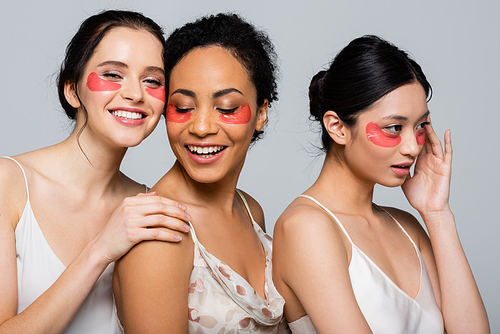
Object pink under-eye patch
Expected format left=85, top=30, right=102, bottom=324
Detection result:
left=416, top=131, right=425, bottom=145
left=366, top=122, right=402, bottom=148
left=146, top=87, right=166, bottom=103
left=86, top=72, right=121, bottom=91
left=166, top=102, right=192, bottom=123
left=219, top=103, right=251, bottom=124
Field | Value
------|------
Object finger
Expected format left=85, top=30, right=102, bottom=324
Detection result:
left=425, top=122, right=444, bottom=159
left=138, top=214, right=191, bottom=233
left=122, top=194, right=187, bottom=214
left=443, top=129, right=453, bottom=165
left=134, top=227, right=184, bottom=242
left=137, top=191, right=157, bottom=197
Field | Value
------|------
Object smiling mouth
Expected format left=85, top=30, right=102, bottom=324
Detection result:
left=110, top=110, right=145, bottom=120
left=187, top=145, right=226, bottom=158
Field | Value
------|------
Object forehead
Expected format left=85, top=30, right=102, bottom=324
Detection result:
left=169, top=46, right=254, bottom=95
left=361, top=83, right=428, bottom=121
left=86, top=27, right=164, bottom=68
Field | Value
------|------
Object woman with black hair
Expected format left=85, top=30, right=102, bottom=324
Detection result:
left=0, top=10, right=189, bottom=333
left=114, top=13, right=288, bottom=333
left=272, top=36, right=489, bottom=333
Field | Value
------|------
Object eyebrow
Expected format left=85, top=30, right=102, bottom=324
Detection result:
left=382, top=110, right=430, bottom=121
left=97, top=62, right=164, bottom=75
left=145, top=66, right=165, bottom=75
left=171, top=88, right=197, bottom=98
left=97, top=60, right=128, bottom=68
left=170, top=87, right=244, bottom=99
left=212, top=88, right=243, bottom=99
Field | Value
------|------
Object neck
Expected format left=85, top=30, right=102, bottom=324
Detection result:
left=309, top=152, right=376, bottom=216
left=51, top=127, right=128, bottom=196
left=156, top=160, right=242, bottom=211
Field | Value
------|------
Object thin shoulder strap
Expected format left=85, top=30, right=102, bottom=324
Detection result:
left=376, top=204, right=417, bottom=247
left=2, top=156, right=30, bottom=199
left=299, top=194, right=353, bottom=245
left=235, top=189, right=256, bottom=224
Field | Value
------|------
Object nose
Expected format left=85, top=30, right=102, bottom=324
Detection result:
left=120, top=78, right=144, bottom=103
left=189, top=108, right=219, bottom=138
left=399, top=132, right=421, bottom=158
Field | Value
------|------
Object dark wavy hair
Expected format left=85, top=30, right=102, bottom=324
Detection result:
left=57, top=10, right=165, bottom=121
left=309, top=35, right=432, bottom=152
left=163, top=13, right=278, bottom=142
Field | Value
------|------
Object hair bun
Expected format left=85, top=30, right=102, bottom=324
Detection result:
left=309, top=70, right=327, bottom=121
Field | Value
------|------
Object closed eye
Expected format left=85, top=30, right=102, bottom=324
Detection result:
left=175, top=107, right=194, bottom=113
left=103, top=72, right=122, bottom=80
left=217, top=106, right=239, bottom=114
left=144, top=78, right=163, bottom=87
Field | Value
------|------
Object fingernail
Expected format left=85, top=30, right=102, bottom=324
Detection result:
left=179, top=204, right=187, bottom=211
left=174, top=235, right=182, bottom=241
left=185, top=212, right=192, bottom=220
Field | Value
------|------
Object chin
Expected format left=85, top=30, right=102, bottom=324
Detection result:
left=378, top=178, right=407, bottom=188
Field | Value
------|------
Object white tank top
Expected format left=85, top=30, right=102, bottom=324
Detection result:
left=288, top=195, right=444, bottom=334
left=7, top=157, right=122, bottom=334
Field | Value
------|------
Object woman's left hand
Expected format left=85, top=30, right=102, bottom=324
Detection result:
left=402, top=121, right=453, bottom=216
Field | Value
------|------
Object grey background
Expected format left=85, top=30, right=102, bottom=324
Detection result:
left=1, top=0, right=498, bottom=329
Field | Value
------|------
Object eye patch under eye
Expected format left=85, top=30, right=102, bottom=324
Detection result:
left=166, top=102, right=192, bottom=123
left=366, top=122, right=401, bottom=148
left=146, top=88, right=166, bottom=103
left=86, top=72, right=121, bottom=91
left=219, top=103, right=251, bottom=124
left=416, top=131, right=425, bottom=145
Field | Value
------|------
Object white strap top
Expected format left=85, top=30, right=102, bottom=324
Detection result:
left=287, top=195, right=444, bottom=334
left=5, top=157, right=122, bottom=333
left=187, top=189, right=289, bottom=333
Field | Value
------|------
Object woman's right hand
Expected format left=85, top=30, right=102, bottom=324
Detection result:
left=91, top=192, right=191, bottom=264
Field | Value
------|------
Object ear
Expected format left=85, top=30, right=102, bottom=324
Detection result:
left=255, top=99, right=268, bottom=131
left=323, top=111, right=350, bottom=145
left=64, top=81, right=81, bottom=109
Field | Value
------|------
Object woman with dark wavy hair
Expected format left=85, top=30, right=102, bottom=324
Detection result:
left=0, top=10, right=189, bottom=333
left=273, top=36, right=489, bottom=333
left=114, top=13, right=288, bottom=333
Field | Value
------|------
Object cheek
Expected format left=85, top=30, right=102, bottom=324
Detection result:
left=219, top=103, right=251, bottom=124
left=166, top=103, right=192, bottom=123
left=86, top=72, right=121, bottom=91
left=366, top=122, right=401, bottom=148
left=145, top=88, right=166, bottom=103
left=416, top=132, right=425, bottom=145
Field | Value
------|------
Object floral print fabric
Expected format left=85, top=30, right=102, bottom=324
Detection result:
left=187, top=190, right=288, bottom=333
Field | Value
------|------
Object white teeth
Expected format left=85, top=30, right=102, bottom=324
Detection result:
left=111, top=111, right=143, bottom=120
left=188, top=145, right=224, bottom=156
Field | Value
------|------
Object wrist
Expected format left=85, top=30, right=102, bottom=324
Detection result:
left=83, top=238, right=113, bottom=272
left=420, top=208, right=456, bottom=234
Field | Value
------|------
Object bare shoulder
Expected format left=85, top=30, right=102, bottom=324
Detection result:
left=273, top=196, right=350, bottom=264
left=380, top=206, right=429, bottom=246
left=0, top=156, right=30, bottom=228
left=274, top=196, right=343, bottom=239
left=115, top=230, right=194, bottom=279
left=113, top=231, right=194, bottom=331
left=237, top=189, right=265, bottom=232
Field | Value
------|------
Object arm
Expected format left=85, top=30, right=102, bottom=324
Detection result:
left=0, top=158, right=191, bottom=333
left=272, top=204, right=373, bottom=334
left=113, top=235, right=194, bottom=333
left=402, top=123, right=489, bottom=333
